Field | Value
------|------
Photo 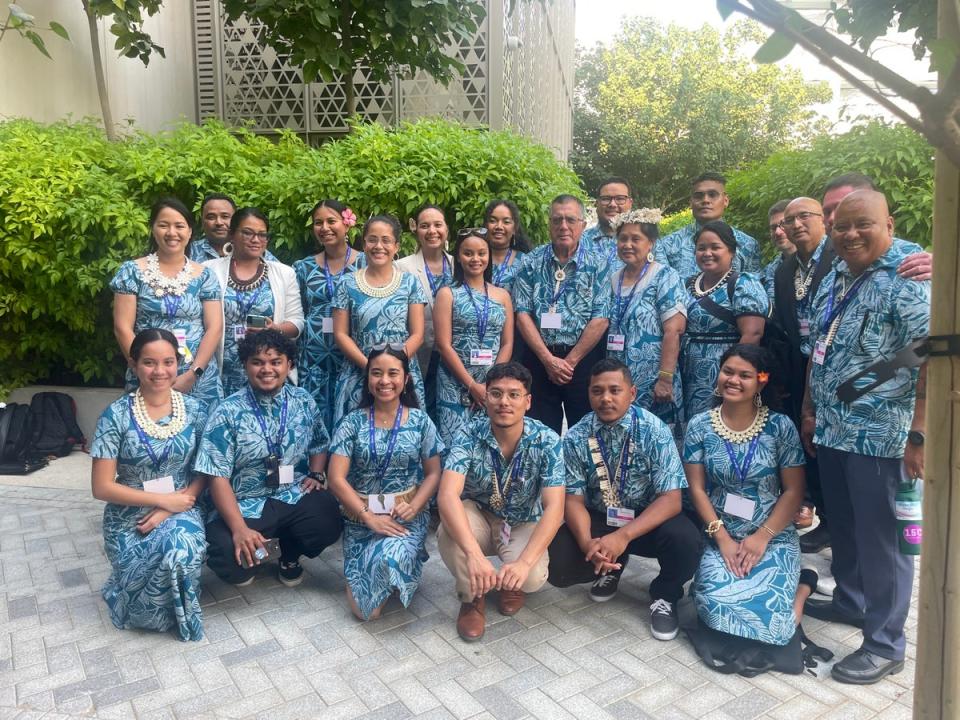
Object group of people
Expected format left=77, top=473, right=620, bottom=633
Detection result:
left=90, top=170, right=931, bottom=686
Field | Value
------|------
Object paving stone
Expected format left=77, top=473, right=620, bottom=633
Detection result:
left=91, top=675, right=161, bottom=707
left=720, top=688, right=779, bottom=720
left=471, top=686, right=527, bottom=720
left=57, top=568, right=87, bottom=589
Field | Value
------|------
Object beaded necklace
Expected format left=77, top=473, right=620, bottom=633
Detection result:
left=143, top=254, right=192, bottom=298
left=131, top=389, right=186, bottom=440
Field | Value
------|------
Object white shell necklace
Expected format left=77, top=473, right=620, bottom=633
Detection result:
left=693, top=267, right=733, bottom=298
left=131, top=389, right=186, bottom=440
left=144, top=254, right=192, bottom=298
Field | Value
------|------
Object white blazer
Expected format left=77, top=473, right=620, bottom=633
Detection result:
left=395, top=250, right=453, bottom=371
left=204, top=257, right=305, bottom=378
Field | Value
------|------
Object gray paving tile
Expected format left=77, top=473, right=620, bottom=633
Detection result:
left=91, top=676, right=161, bottom=707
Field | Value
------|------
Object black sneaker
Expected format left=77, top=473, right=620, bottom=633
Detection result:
left=278, top=560, right=304, bottom=587
left=589, top=573, right=620, bottom=602
left=649, top=598, right=679, bottom=641
left=799, top=523, right=831, bottom=553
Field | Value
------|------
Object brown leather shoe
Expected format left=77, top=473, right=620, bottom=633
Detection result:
left=457, top=596, right=486, bottom=642
left=497, top=589, right=525, bottom=616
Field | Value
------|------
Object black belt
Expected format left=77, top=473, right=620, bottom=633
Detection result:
left=546, top=344, right=574, bottom=356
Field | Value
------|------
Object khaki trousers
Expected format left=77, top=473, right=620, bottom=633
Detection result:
left=437, top=499, right=549, bottom=602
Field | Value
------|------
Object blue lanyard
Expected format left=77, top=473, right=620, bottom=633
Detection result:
left=820, top=272, right=871, bottom=334
left=546, top=243, right=585, bottom=306
left=368, top=404, right=404, bottom=480
left=722, top=434, right=761, bottom=487
left=490, top=447, right=523, bottom=506
left=247, top=387, right=288, bottom=458
left=235, top=283, right=266, bottom=321
left=127, top=395, right=174, bottom=471
left=464, top=283, right=491, bottom=342
left=614, top=263, right=650, bottom=333
left=323, top=247, right=352, bottom=301
left=162, top=294, right=183, bottom=320
left=425, top=255, right=450, bottom=297
left=493, top=249, right=513, bottom=286
left=595, top=409, right=636, bottom=500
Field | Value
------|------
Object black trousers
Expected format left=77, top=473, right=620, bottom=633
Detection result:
left=547, top=510, right=702, bottom=603
left=524, top=343, right=604, bottom=435
left=205, top=490, right=343, bottom=585
left=786, top=352, right=826, bottom=522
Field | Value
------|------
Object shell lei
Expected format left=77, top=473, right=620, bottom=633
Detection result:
left=709, top=405, right=769, bottom=444
left=131, top=389, right=187, bottom=439
left=144, top=254, right=192, bottom=298
left=355, top=268, right=402, bottom=298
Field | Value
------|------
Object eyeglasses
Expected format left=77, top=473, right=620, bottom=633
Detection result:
left=370, top=342, right=406, bottom=353
left=779, top=211, right=822, bottom=228
left=768, top=223, right=783, bottom=234
left=487, top=389, right=528, bottom=401
left=598, top=195, right=630, bottom=205
left=239, top=228, right=271, bottom=241
left=457, top=227, right=489, bottom=239
left=549, top=215, right=584, bottom=227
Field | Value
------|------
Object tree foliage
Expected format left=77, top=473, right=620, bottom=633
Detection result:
left=571, top=18, right=832, bottom=210
left=831, top=0, right=937, bottom=63
left=0, top=3, right=70, bottom=57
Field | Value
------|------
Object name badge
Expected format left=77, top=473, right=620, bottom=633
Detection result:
left=470, top=349, right=494, bottom=366
left=540, top=312, right=562, bottom=330
left=606, top=506, right=635, bottom=527
left=368, top=493, right=396, bottom=515
left=143, top=476, right=176, bottom=494
left=278, top=465, right=295, bottom=485
left=812, top=339, right=827, bottom=365
left=606, top=334, right=626, bottom=352
left=322, top=317, right=334, bottom=334
left=173, top=328, right=188, bottom=349
left=233, top=325, right=246, bottom=342
left=499, top=520, right=512, bottom=546
left=798, top=319, right=810, bottom=337
left=723, top=492, right=757, bottom=520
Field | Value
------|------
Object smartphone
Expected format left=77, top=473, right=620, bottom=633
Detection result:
left=246, top=314, right=269, bottom=328
left=242, top=537, right=281, bottom=568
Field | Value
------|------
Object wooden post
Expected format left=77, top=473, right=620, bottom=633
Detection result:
left=913, top=2, right=960, bottom=716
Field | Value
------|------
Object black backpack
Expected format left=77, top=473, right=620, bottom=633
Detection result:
left=28, top=392, right=85, bottom=458
left=0, top=403, right=49, bottom=475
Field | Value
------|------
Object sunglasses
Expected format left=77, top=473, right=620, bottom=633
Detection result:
left=370, top=342, right=406, bottom=353
left=457, top=227, right=489, bottom=239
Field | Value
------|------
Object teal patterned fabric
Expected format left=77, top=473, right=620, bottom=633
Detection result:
left=331, top=271, right=428, bottom=424
left=188, top=237, right=277, bottom=263
left=808, top=241, right=930, bottom=458
left=110, top=261, right=223, bottom=409
left=444, top=416, right=564, bottom=525
left=580, top=224, right=621, bottom=271
left=435, top=285, right=507, bottom=449
left=656, top=222, right=762, bottom=280
left=564, top=408, right=687, bottom=514
left=683, top=409, right=805, bottom=646
left=193, top=384, right=329, bottom=520
left=221, top=278, right=275, bottom=397
left=294, top=251, right=367, bottom=435
left=91, top=392, right=208, bottom=641
left=762, top=255, right=781, bottom=307
left=329, top=407, right=443, bottom=620
left=492, top=250, right=525, bottom=295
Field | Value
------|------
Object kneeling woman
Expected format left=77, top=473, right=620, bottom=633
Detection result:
left=91, top=329, right=207, bottom=641
left=327, top=346, right=444, bottom=620
left=684, top=345, right=816, bottom=658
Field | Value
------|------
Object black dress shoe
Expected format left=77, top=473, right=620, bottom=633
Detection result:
left=803, top=597, right=864, bottom=628
left=799, top=523, right=831, bottom=553
left=832, top=648, right=904, bottom=685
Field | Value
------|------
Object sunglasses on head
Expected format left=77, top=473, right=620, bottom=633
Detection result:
left=370, top=342, right=406, bottom=353
left=457, top=227, right=488, bottom=239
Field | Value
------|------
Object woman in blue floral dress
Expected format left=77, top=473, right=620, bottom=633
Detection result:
left=294, top=199, right=365, bottom=433
left=91, top=328, right=208, bottom=641
left=327, top=346, right=443, bottom=620
left=332, top=215, right=427, bottom=424
left=433, top=228, right=513, bottom=449
left=605, top=209, right=687, bottom=435
left=681, top=221, right=768, bottom=418
left=111, top=197, right=223, bottom=409
left=483, top=199, right=530, bottom=296
left=684, top=344, right=816, bottom=648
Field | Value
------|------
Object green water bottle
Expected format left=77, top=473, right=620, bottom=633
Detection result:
left=895, top=478, right=923, bottom=555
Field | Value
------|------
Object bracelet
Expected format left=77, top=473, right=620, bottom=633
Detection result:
left=657, top=370, right=674, bottom=379
left=307, top=470, right=326, bottom=484
left=705, top=519, right=724, bottom=536
left=760, top=524, right=776, bottom=537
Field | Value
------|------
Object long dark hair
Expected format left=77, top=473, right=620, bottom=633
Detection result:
left=451, top=229, right=493, bottom=286
left=713, top=343, right=782, bottom=411
left=483, top=198, right=531, bottom=252
left=130, top=328, right=180, bottom=363
left=358, top=345, right=420, bottom=409
left=149, top=197, right=194, bottom=251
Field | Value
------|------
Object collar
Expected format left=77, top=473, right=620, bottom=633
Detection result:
left=249, top=383, right=288, bottom=409
left=550, top=241, right=583, bottom=266
left=833, top=239, right=899, bottom=277
left=479, top=416, right=535, bottom=453
left=589, top=409, right=633, bottom=436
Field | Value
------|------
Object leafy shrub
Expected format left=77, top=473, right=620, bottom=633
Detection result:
left=0, top=118, right=581, bottom=394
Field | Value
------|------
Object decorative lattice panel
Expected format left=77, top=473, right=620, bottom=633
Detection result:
left=307, top=67, right=395, bottom=133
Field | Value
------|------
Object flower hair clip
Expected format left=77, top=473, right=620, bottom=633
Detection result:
left=341, top=208, right=357, bottom=228
left=612, top=208, right=663, bottom=233
left=757, top=372, right=769, bottom=383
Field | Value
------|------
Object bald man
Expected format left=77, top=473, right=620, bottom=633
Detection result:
left=800, top=190, right=929, bottom=684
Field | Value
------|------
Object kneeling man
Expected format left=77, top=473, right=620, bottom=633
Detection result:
left=548, top=358, right=701, bottom=640
left=195, top=329, right=343, bottom=587
left=438, top=361, right=565, bottom=641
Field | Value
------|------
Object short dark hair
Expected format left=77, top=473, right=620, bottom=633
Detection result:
left=692, top=172, right=727, bottom=189
left=824, top=172, right=877, bottom=194
left=715, top=343, right=783, bottom=411
left=362, top=214, right=402, bottom=243
left=693, top=220, right=738, bottom=253
left=201, top=193, right=236, bottom=213
left=358, top=345, right=420, bottom=409
left=589, top=357, right=633, bottom=385
left=229, top=207, right=270, bottom=235
left=483, top=199, right=531, bottom=252
left=310, top=198, right=347, bottom=218
left=485, top=361, right=532, bottom=393
left=130, top=328, right=180, bottom=363
left=238, top=328, right=296, bottom=366
left=597, top=176, right=632, bottom=196
left=768, top=199, right=790, bottom=217
left=550, top=194, right=585, bottom=215
left=150, top=197, right=193, bottom=229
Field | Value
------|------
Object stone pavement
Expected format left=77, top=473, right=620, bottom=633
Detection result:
left=0, top=477, right=917, bottom=720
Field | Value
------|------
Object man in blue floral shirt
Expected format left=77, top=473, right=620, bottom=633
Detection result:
left=581, top=177, right=633, bottom=268
left=189, top=193, right=277, bottom=263
left=437, top=362, right=565, bottom=641
left=195, top=330, right=341, bottom=587
left=513, top=194, right=611, bottom=433
left=801, top=190, right=929, bottom=685
left=548, top=358, right=700, bottom=642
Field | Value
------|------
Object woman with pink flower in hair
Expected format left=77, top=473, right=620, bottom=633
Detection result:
left=294, top=200, right=366, bottom=434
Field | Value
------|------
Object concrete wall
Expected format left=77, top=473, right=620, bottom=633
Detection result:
left=0, top=1, right=197, bottom=132
left=7, top=386, right=124, bottom=450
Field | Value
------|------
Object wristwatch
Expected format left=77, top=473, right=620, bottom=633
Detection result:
left=907, top=430, right=925, bottom=447
left=307, top=470, right=326, bottom=484
left=191, top=365, right=205, bottom=377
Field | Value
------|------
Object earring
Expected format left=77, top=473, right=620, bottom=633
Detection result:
left=754, top=393, right=763, bottom=408
left=647, top=252, right=655, bottom=263
left=713, top=387, right=723, bottom=397
left=222, top=242, right=234, bottom=256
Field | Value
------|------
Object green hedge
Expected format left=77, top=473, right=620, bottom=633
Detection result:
left=0, top=118, right=581, bottom=393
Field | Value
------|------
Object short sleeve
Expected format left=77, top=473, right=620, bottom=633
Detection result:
left=655, top=268, right=687, bottom=322
left=538, top=428, right=564, bottom=488
left=892, top=276, right=931, bottom=344
left=736, top=232, right=762, bottom=273
left=733, top=274, right=770, bottom=318
left=192, top=404, right=236, bottom=478
left=562, top=433, right=586, bottom=495
left=197, top=267, right=222, bottom=302
left=305, top=394, right=329, bottom=454
left=649, top=418, right=687, bottom=492
left=329, top=411, right=361, bottom=459
left=682, top=413, right=707, bottom=465
left=406, top=273, right=428, bottom=305
left=444, top=436, right=473, bottom=476
left=109, top=261, right=140, bottom=295
left=419, top=413, right=444, bottom=459
left=775, top=415, right=806, bottom=468
left=91, top=401, right=125, bottom=459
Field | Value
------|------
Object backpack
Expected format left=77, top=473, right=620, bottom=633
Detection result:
left=0, top=403, right=49, bottom=475
left=27, top=392, right=85, bottom=458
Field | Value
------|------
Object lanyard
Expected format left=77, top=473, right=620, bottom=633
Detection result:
left=128, top=395, right=174, bottom=471
left=464, top=283, right=491, bottom=342
left=490, top=447, right=523, bottom=505
left=546, top=242, right=585, bottom=306
left=614, top=263, right=650, bottom=333
left=247, top=387, right=288, bottom=458
left=722, top=434, right=761, bottom=487
left=595, top=409, right=636, bottom=499
left=493, top=249, right=513, bottom=286
left=820, top=272, right=872, bottom=334
left=162, top=294, right=183, bottom=320
left=425, top=255, right=450, bottom=297
left=368, top=404, right=404, bottom=480
left=323, top=247, right=352, bottom=301
left=235, top=283, right=266, bottom=321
